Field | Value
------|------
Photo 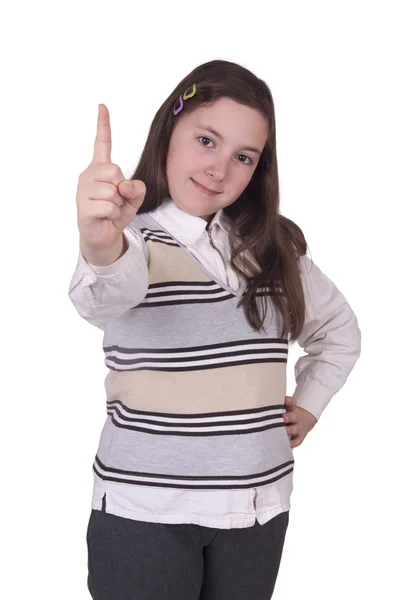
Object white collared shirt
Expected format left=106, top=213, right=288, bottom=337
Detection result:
left=68, top=197, right=361, bottom=528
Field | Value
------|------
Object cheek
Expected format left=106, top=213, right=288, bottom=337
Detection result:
left=168, top=146, right=196, bottom=174
left=180, top=157, right=206, bottom=182
left=232, top=168, right=254, bottom=193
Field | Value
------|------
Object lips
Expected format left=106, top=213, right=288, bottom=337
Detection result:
left=192, top=179, right=222, bottom=194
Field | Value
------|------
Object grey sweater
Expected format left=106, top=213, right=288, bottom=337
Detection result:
left=68, top=200, right=362, bottom=526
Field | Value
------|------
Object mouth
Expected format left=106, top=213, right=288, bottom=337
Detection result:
left=191, top=178, right=222, bottom=196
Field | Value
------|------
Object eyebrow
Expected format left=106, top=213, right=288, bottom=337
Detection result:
left=195, top=124, right=263, bottom=155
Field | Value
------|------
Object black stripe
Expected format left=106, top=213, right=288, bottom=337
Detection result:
left=143, top=235, right=172, bottom=241
left=148, top=280, right=219, bottom=289
left=107, top=413, right=288, bottom=436
left=105, top=357, right=288, bottom=372
left=145, top=288, right=229, bottom=298
left=136, top=296, right=235, bottom=307
left=107, top=347, right=288, bottom=361
left=93, top=465, right=294, bottom=489
left=95, top=455, right=294, bottom=481
left=108, top=405, right=285, bottom=427
left=103, top=338, right=288, bottom=353
left=106, top=400, right=286, bottom=418
left=142, top=232, right=177, bottom=241
left=142, top=236, right=180, bottom=247
left=140, top=228, right=172, bottom=236
left=106, top=348, right=288, bottom=365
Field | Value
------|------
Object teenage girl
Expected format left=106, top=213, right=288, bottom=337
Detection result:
left=69, top=59, right=361, bottom=600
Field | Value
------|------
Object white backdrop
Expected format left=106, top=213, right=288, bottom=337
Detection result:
left=1, top=0, right=398, bottom=598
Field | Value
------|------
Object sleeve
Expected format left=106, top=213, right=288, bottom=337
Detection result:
left=290, top=254, right=362, bottom=421
left=67, top=226, right=149, bottom=331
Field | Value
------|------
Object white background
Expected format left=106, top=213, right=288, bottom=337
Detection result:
left=1, top=0, right=398, bottom=598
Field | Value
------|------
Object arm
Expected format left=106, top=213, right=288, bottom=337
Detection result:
left=291, top=254, right=362, bottom=421
left=67, top=226, right=148, bottom=330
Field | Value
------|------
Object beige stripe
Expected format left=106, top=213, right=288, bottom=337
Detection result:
left=147, top=240, right=213, bottom=284
left=105, top=362, right=286, bottom=413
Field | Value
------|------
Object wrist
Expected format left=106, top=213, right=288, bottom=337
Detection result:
left=80, top=234, right=127, bottom=266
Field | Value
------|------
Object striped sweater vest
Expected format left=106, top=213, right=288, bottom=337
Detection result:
left=93, top=213, right=295, bottom=490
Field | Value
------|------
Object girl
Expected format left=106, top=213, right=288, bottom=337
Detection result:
left=69, top=59, right=361, bottom=599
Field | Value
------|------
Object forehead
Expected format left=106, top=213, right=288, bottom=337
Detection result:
left=180, top=97, right=269, bottom=143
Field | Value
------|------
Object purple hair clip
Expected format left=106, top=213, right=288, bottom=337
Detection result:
left=173, top=83, right=197, bottom=115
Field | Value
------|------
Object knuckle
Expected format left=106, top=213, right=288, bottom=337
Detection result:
left=110, top=163, right=122, bottom=179
left=78, top=169, right=89, bottom=183
left=102, top=183, right=116, bottom=200
left=105, top=202, right=115, bottom=216
left=76, top=193, right=89, bottom=209
left=109, top=202, right=120, bottom=218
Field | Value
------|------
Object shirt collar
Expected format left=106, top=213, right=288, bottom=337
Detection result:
left=148, top=196, right=232, bottom=246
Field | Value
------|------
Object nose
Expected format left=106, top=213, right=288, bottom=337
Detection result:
left=206, top=157, right=229, bottom=182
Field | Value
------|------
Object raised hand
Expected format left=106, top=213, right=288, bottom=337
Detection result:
left=76, top=104, right=146, bottom=253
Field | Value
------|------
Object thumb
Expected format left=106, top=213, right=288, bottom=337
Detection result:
left=284, top=395, right=297, bottom=408
left=119, top=179, right=146, bottom=202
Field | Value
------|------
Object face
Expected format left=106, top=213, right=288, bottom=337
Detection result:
left=166, top=97, right=269, bottom=221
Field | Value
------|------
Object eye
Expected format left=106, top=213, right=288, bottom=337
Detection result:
left=198, top=136, right=214, bottom=147
left=236, top=154, right=253, bottom=165
left=197, top=136, right=253, bottom=165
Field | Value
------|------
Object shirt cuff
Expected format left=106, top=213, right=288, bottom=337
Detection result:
left=291, top=377, right=334, bottom=421
left=79, top=234, right=135, bottom=280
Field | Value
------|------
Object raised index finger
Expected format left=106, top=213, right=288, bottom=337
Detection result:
left=93, top=104, right=112, bottom=164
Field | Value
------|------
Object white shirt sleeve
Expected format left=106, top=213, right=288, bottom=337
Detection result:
left=291, top=254, right=362, bottom=420
left=67, top=226, right=148, bottom=330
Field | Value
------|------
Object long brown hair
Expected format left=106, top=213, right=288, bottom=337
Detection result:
left=129, top=59, right=310, bottom=341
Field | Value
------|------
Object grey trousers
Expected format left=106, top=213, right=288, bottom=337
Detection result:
left=86, top=508, right=289, bottom=600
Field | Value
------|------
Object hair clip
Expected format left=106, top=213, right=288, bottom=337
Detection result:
left=173, top=96, right=183, bottom=115
left=173, top=83, right=197, bottom=115
left=183, top=84, right=196, bottom=99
